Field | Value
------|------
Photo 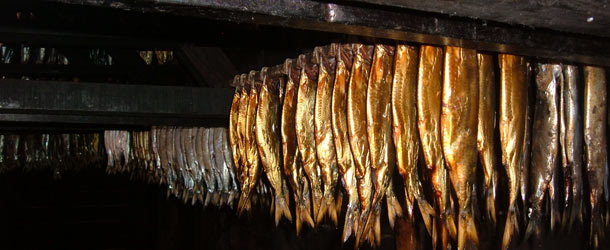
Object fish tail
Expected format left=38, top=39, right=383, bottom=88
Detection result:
left=237, top=190, right=251, bottom=215
left=355, top=200, right=375, bottom=250
left=590, top=204, right=604, bottom=248
left=501, top=206, right=519, bottom=250
left=524, top=208, right=542, bottom=240
left=418, top=198, right=435, bottom=236
left=342, top=194, right=360, bottom=243
left=440, top=215, right=449, bottom=250
left=550, top=195, right=561, bottom=233
left=447, top=196, right=458, bottom=241
left=316, top=195, right=328, bottom=225
left=374, top=206, right=382, bottom=247
left=386, top=187, right=403, bottom=229
left=327, top=193, right=339, bottom=227
left=457, top=210, right=479, bottom=250
left=318, top=189, right=339, bottom=226
left=213, top=192, right=222, bottom=207
left=302, top=184, right=315, bottom=228
left=204, top=191, right=213, bottom=207
left=357, top=204, right=376, bottom=248
left=570, top=197, right=583, bottom=231
left=335, top=191, right=344, bottom=219
left=273, top=185, right=292, bottom=225
left=486, top=176, right=497, bottom=225
left=356, top=187, right=383, bottom=247
left=404, top=187, right=414, bottom=218
left=311, top=185, right=323, bottom=225
left=295, top=199, right=303, bottom=236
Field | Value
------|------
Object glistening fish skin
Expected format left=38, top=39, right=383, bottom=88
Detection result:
left=417, top=45, right=452, bottom=247
left=229, top=76, right=242, bottom=183
left=314, top=45, right=341, bottom=226
left=296, top=55, right=324, bottom=225
left=441, top=46, right=479, bottom=250
left=360, top=44, right=399, bottom=247
left=584, top=66, right=607, bottom=248
left=477, top=53, right=498, bottom=226
left=525, top=64, right=560, bottom=240
left=256, top=68, right=292, bottom=225
left=282, top=57, right=314, bottom=235
left=237, top=74, right=250, bottom=185
left=237, top=71, right=262, bottom=214
left=347, top=44, right=375, bottom=249
left=391, top=44, right=432, bottom=241
left=559, top=65, right=583, bottom=231
left=498, top=54, right=527, bottom=250
left=330, top=44, right=360, bottom=242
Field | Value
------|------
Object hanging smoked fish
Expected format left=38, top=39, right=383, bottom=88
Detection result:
left=390, top=43, right=426, bottom=232
left=331, top=44, right=360, bottom=242
left=237, top=74, right=250, bottom=184
left=583, top=66, right=607, bottom=248
left=282, top=57, right=314, bottom=234
left=477, top=53, right=498, bottom=226
left=229, top=75, right=242, bottom=183
left=525, top=64, right=560, bottom=240
left=498, top=54, right=528, bottom=250
left=348, top=43, right=376, bottom=249
left=314, top=45, right=341, bottom=226
left=418, top=45, right=454, bottom=249
left=559, top=65, right=584, bottom=231
left=296, top=53, right=324, bottom=225
left=256, top=67, right=292, bottom=225
left=237, top=71, right=262, bottom=214
left=360, top=44, right=399, bottom=247
left=441, top=46, right=479, bottom=250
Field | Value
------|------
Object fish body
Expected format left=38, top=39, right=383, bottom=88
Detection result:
left=331, top=44, right=360, bottom=242
left=417, top=45, right=452, bottom=246
left=282, top=57, right=314, bottom=234
left=213, top=128, right=230, bottom=195
left=221, top=128, right=239, bottom=206
left=477, top=53, right=498, bottom=226
left=314, top=45, right=341, bottom=226
left=229, top=76, right=242, bottom=182
left=498, top=54, right=528, bottom=249
left=360, top=44, right=397, bottom=246
left=441, top=46, right=479, bottom=250
left=525, top=64, right=561, bottom=240
left=237, top=71, right=262, bottom=214
left=584, top=66, right=607, bottom=248
left=296, top=55, right=324, bottom=223
left=256, top=67, right=292, bottom=224
left=237, top=74, right=250, bottom=185
left=347, top=44, right=374, bottom=248
left=559, top=65, right=584, bottom=230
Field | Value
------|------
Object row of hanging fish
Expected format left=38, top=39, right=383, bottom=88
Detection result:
left=0, top=133, right=103, bottom=177
left=103, top=127, right=272, bottom=209
left=228, top=43, right=610, bottom=249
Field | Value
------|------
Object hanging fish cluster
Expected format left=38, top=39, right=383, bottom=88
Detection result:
left=103, top=127, right=247, bottom=208
left=229, top=43, right=610, bottom=249
left=0, top=133, right=103, bottom=176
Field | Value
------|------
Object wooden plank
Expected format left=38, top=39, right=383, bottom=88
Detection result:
left=348, top=0, right=610, bottom=38
left=0, top=79, right=233, bottom=126
left=45, top=0, right=610, bottom=67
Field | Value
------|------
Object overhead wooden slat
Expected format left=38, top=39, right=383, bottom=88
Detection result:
left=45, top=0, right=610, bottom=67
left=0, top=79, right=233, bottom=126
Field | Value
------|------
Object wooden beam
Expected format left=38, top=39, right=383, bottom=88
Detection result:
left=0, top=79, right=233, bottom=126
left=44, top=0, right=610, bottom=67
